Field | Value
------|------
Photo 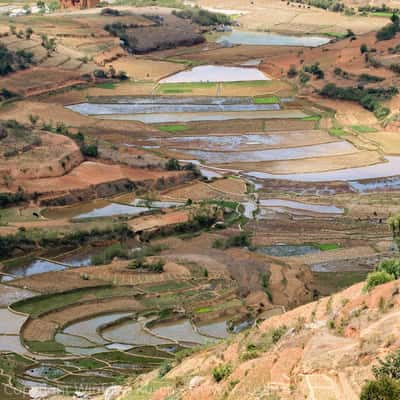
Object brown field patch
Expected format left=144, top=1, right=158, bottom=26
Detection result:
left=161, top=181, right=246, bottom=202
left=209, top=178, right=247, bottom=195
left=104, top=57, right=185, bottom=81
left=129, top=209, right=190, bottom=232
left=0, top=132, right=83, bottom=180
left=0, top=67, right=83, bottom=96
left=153, top=118, right=316, bottom=136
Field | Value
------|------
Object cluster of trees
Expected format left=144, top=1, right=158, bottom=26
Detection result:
left=104, top=22, right=134, bottom=46
left=165, top=158, right=199, bottom=174
left=93, top=67, right=128, bottom=81
left=358, top=4, right=400, bottom=14
left=303, top=62, right=325, bottom=79
left=0, top=188, right=27, bottom=208
left=320, top=83, right=397, bottom=119
left=173, top=7, right=231, bottom=26
left=0, top=43, right=34, bottom=76
left=287, top=0, right=357, bottom=15
left=40, top=34, right=57, bottom=55
left=376, top=13, right=400, bottom=40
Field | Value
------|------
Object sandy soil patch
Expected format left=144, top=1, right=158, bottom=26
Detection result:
left=0, top=284, right=36, bottom=307
left=217, top=150, right=383, bottom=174
left=0, top=67, right=83, bottom=96
left=209, top=178, right=247, bottom=195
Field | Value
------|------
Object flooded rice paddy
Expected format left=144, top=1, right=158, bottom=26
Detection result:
left=96, top=110, right=306, bottom=123
left=258, top=199, right=344, bottom=214
left=154, top=131, right=335, bottom=152
left=160, top=65, right=269, bottom=83
left=0, top=309, right=27, bottom=335
left=257, top=244, right=320, bottom=257
left=1, top=259, right=67, bottom=282
left=247, top=156, right=400, bottom=182
left=150, top=319, right=216, bottom=344
left=180, top=142, right=355, bottom=164
left=214, top=30, right=330, bottom=47
left=101, top=318, right=172, bottom=346
left=72, top=203, right=148, bottom=220
left=62, top=312, right=134, bottom=345
left=197, top=320, right=229, bottom=339
left=67, top=102, right=278, bottom=115
left=349, top=176, right=400, bottom=192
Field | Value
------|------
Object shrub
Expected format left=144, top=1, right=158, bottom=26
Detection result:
left=158, top=361, right=172, bottom=377
left=361, top=377, right=400, bottom=400
left=376, top=23, right=398, bottom=41
left=212, top=364, right=232, bottom=382
left=213, top=232, right=252, bottom=249
left=81, top=143, right=98, bottom=158
left=91, top=243, right=130, bottom=265
left=287, top=64, right=297, bottom=78
left=360, top=43, right=368, bottom=54
left=173, top=7, right=231, bottom=26
left=364, top=271, right=394, bottom=292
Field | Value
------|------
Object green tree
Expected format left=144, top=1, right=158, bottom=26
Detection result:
left=360, top=43, right=368, bottom=54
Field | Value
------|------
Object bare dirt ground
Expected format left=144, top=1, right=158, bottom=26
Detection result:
left=128, top=209, right=190, bottom=232
left=0, top=132, right=83, bottom=180
left=161, top=180, right=247, bottom=202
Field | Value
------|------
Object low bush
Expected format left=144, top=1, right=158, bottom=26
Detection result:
left=361, top=350, right=400, bottom=399
left=173, top=7, right=231, bottom=26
